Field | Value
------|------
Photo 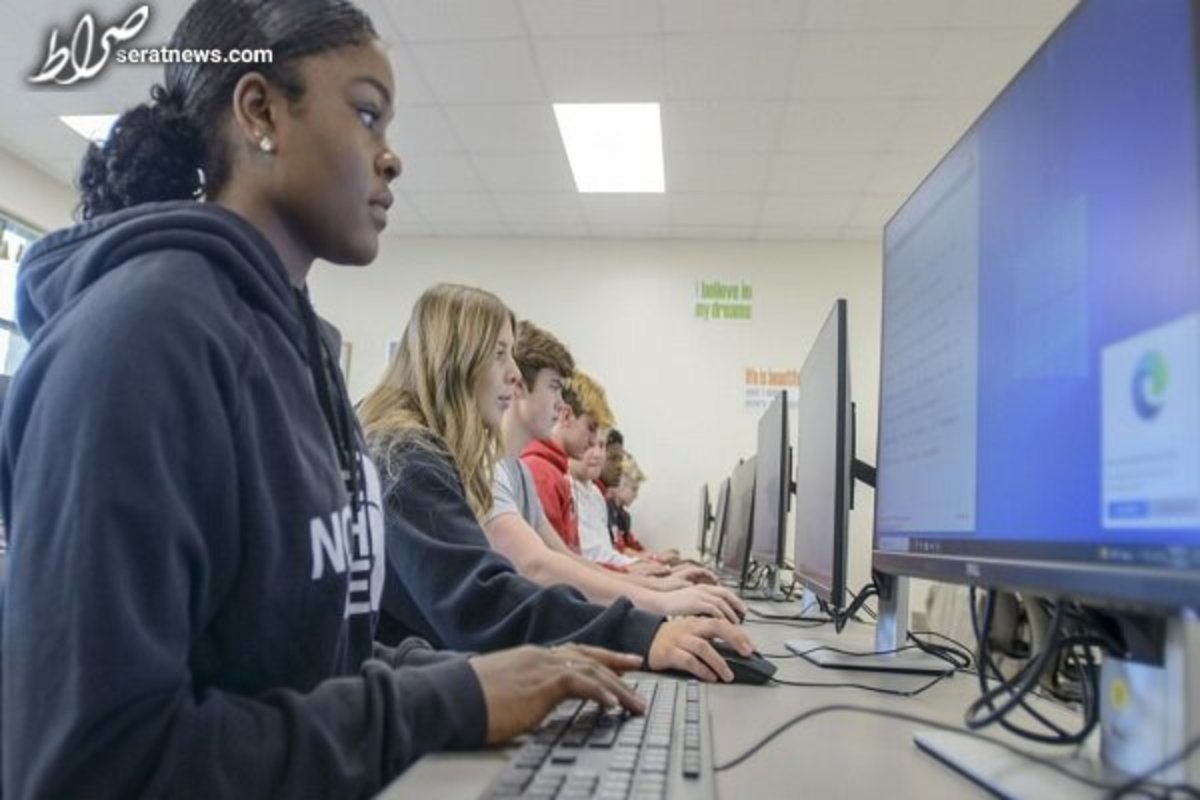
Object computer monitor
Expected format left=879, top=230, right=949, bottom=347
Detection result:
left=710, top=477, right=730, bottom=563
left=873, top=0, right=1199, bottom=787
left=696, top=483, right=712, bottom=556
left=718, top=456, right=756, bottom=584
left=792, top=300, right=852, bottom=613
left=749, top=391, right=789, bottom=574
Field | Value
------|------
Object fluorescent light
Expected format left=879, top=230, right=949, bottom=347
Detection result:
left=553, top=103, right=664, bottom=193
left=59, top=114, right=119, bottom=143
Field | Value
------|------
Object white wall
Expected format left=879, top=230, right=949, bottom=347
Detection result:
left=0, top=146, right=75, bottom=233
left=309, top=234, right=887, bottom=595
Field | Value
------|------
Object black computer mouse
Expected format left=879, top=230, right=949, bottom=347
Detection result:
left=711, top=639, right=777, bottom=685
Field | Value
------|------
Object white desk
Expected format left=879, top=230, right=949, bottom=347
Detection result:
left=378, top=610, right=1085, bottom=799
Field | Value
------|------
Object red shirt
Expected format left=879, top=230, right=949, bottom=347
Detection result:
left=521, top=438, right=580, bottom=553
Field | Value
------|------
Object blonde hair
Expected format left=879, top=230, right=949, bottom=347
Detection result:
left=621, top=452, right=646, bottom=485
left=568, top=371, right=615, bottom=429
left=359, top=283, right=516, bottom=521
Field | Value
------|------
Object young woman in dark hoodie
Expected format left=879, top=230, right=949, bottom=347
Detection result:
left=0, top=2, right=645, bottom=798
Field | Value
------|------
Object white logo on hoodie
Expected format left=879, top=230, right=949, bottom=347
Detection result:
left=308, top=456, right=386, bottom=617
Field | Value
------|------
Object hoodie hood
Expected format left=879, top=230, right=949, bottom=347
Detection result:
left=17, top=201, right=299, bottom=347
left=521, top=437, right=568, bottom=473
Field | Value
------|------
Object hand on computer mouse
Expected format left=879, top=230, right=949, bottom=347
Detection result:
left=647, top=617, right=756, bottom=683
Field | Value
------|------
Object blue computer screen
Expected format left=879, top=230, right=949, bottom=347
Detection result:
left=876, top=0, right=1200, bottom=574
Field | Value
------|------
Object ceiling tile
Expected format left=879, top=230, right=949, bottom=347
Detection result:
left=920, top=29, right=1046, bottom=101
left=589, top=224, right=669, bottom=239
left=803, top=0, right=955, bottom=30
left=391, top=106, right=461, bottom=156
left=863, top=153, right=938, bottom=195
left=411, top=40, right=545, bottom=104
left=841, top=226, right=883, bottom=240
left=950, top=0, right=1077, bottom=30
left=430, top=221, right=511, bottom=237
left=580, top=194, right=669, bottom=227
left=0, top=116, right=90, bottom=168
left=534, top=37, right=664, bottom=102
left=493, top=192, right=584, bottom=225
left=384, top=0, right=525, bottom=41
left=888, top=99, right=982, bottom=154
left=473, top=153, right=577, bottom=192
left=509, top=221, right=590, bottom=237
left=757, top=224, right=845, bottom=240
left=766, top=153, right=874, bottom=194
left=792, top=31, right=943, bottom=99
left=444, top=104, right=563, bottom=153
left=387, top=45, right=439, bottom=105
left=847, top=193, right=905, bottom=228
left=665, top=33, right=796, bottom=100
left=759, top=193, right=855, bottom=227
left=519, top=0, right=660, bottom=37
left=670, top=224, right=756, bottom=239
left=379, top=195, right=427, bottom=225
left=665, top=153, right=770, bottom=193
left=662, top=101, right=785, bottom=153
left=778, top=100, right=904, bottom=153
left=407, top=192, right=502, bottom=224
left=381, top=220, right=435, bottom=237
left=397, top=154, right=483, bottom=193
left=662, top=0, right=804, bottom=33
left=669, top=193, right=760, bottom=226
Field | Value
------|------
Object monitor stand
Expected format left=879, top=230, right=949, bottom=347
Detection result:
left=913, top=610, right=1199, bottom=798
left=785, top=575, right=952, bottom=674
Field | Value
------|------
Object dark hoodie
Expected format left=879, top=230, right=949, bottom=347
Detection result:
left=0, top=202, right=485, bottom=800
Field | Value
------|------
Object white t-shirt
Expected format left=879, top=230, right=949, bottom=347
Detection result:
left=571, top=476, right=636, bottom=567
left=487, top=456, right=549, bottom=530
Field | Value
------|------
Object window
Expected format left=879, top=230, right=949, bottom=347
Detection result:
left=0, top=214, right=39, bottom=375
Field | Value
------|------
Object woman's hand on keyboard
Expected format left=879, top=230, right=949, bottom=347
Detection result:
left=468, top=644, right=647, bottom=745
left=646, top=617, right=755, bottom=683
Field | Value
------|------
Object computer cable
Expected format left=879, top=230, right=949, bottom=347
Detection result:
left=711, top=703, right=1199, bottom=799
left=967, top=587, right=1101, bottom=746
left=745, top=607, right=830, bottom=623
left=832, top=583, right=879, bottom=631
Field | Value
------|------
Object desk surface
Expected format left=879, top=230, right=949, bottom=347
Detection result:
left=379, top=606, right=1085, bottom=799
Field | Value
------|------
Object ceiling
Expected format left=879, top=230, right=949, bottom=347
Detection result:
left=0, top=0, right=1077, bottom=240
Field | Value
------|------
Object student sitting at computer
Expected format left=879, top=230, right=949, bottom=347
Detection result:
left=607, top=451, right=684, bottom=564
left=358, top=283, right=753, bottom=683
left=0, top=4, right=653, bottom=798
left=571, top=436, right=640, bottom=567
left=482, top=320, right=743, bottom=620
left=526, top=374, right=705, bottom=580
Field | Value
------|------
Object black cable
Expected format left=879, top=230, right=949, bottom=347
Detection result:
left=970, top=588, right=1075, bottom=741
left=712, top=703, right=1200, bottom=798
left=745, top=607, right=830, bottom=623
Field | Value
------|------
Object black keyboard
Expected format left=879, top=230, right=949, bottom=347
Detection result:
left=480, top=678, right=715, bottom=800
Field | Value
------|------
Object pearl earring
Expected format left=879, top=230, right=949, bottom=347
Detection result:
left=259, top=136, right=274, bottom=153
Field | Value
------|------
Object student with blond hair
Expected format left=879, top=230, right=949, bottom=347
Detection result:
left=609, top=453, right=682, bottom=563
left=483, top=321, right=744, bottom=621
left=359, top=284, right=754, bottom=683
